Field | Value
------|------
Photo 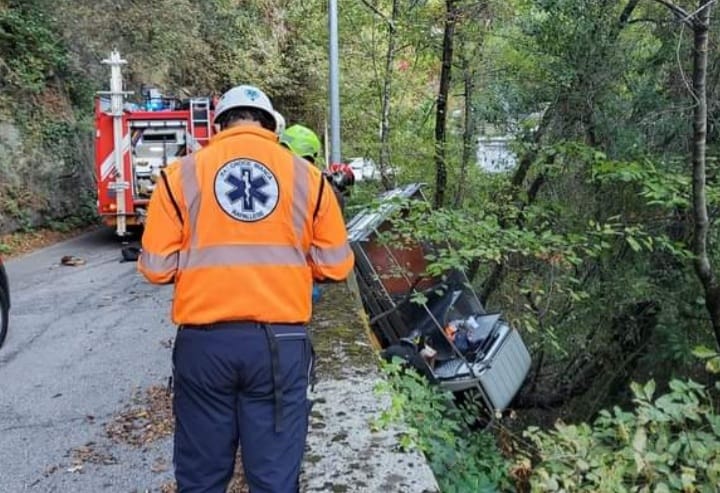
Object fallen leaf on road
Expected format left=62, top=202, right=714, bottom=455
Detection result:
left=151, top=458, right=169, bottom=473
left=158, top=453, right=248, bottom=492
left=108, top=383, right=249, bottom=491
left=160, top=481, right=176, bottom=493
left=71, top=443, right=118, bottom=466
left=227, top=457, right=250, bottom=493
left=106, top=385, right=173, bottom=447
left=61, top=255, right=86, bottom=266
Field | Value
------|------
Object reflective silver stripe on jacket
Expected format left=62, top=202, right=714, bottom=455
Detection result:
left=309, top=243, right=352, bottom=266
left=179, top=244, right=306, bottom=269
left=181, top=155, right=201, bottom=248
left=139, top=251, right=179, bottom=276
left=291, top=156, right=312, bottom=246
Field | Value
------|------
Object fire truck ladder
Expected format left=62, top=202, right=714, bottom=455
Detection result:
left=189, top=98, right=211, bottom=149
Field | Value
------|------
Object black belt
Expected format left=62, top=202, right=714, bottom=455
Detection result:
left=179, top=321, right=270, bottom=330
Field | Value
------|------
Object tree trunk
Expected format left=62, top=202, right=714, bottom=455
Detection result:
left=619, top=0, right=641, bottom=26
left=455, top=33, right=474, bottom=208
left=689, top=0, right=720, bottom=348
left=433, top=0, right=458, bottom=209
left=476, top=109, right=552, bottom=299
left=379, top=0, right=399, bottom=190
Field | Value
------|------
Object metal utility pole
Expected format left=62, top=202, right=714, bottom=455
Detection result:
left=98, top=50, right=132, bottom=236
left=328, top=0, right=341, bottom=164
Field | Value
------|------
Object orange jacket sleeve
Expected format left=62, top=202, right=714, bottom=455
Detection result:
left=137, top=164, right=185, bottom=284
left=309, top=176, right=354, bottom=281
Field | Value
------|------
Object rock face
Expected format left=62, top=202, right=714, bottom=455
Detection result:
left=0, top=3, right=99, bottom=234
left=0, top=113, right=94, bottom=234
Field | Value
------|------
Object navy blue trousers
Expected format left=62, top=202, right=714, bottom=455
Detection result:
left=172, top=322, right=313, bottom=493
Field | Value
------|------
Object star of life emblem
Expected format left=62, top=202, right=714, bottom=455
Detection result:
left=214, top=159, right=279, bottom=222
left=244, top=87, right=260, bottom=101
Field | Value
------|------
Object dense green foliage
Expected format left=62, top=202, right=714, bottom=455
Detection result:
left=345, top=0, right=720, bottom=409
left=378, top=360, right=720, bottom=491
left=0, top=5, right=67, bottom=93
left=522, top=379, right=720, bottom=492
left=375, top=360, right=512, bottom=492
left=355, top=0, right=720, bottom=489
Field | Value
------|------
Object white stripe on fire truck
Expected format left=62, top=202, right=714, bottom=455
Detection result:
left=100, top=133, right=132, bottom=181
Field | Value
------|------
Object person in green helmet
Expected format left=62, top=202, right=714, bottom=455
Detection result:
left=279, top=124, right=323, bottom=164
left=280, top=123, right=354, bottom=208
left=280, top=124, right=354, bottom=305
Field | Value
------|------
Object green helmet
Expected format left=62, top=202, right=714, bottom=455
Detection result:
left=280, top=124, right=322, bottom=162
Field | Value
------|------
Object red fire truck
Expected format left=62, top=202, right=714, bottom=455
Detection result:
left=94, top=51, right=215, bottom=236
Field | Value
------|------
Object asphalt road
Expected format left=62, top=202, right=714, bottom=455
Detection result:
left=0, top=228, right=177, bottom=492
left=0, top=228, right=442, bottom=493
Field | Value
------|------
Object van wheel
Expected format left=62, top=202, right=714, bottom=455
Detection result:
left=381, top=343, right=435, bottom=381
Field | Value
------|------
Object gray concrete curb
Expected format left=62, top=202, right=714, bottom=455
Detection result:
left=300, top=275, right=440, bottom=493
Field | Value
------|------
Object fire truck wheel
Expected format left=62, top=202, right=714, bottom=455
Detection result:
left=121, top=246, right=142, bottom=262
left=126, top=225, right=144, bottom=239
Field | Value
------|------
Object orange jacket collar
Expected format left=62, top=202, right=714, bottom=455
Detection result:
left=211, top=125, right=278, bottom=145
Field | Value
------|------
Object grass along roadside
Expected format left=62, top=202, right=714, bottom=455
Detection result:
left=0, top=224, right=97, bottom=258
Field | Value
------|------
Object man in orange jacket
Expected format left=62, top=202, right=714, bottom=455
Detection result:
left=138, top=84, right=353, bottom=493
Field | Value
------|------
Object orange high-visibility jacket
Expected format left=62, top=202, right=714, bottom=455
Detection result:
left=138, top=125, right=354, bottom=325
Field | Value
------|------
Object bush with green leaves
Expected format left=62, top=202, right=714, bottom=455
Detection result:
left=375, top=353, right=720, bottom=491
left=374, top=359, right=512, bottom=493
left=519, top=379, right=720, bottom=492
left=0, top=6, right=68, bottom=93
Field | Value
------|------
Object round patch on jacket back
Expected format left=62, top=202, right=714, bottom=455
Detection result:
left=214, top=158, right=280, bottom=222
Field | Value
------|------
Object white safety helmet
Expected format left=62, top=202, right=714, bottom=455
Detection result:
left=213, top=85, right=277, bottom=129
left=274, top=111, right=286, bottom=135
